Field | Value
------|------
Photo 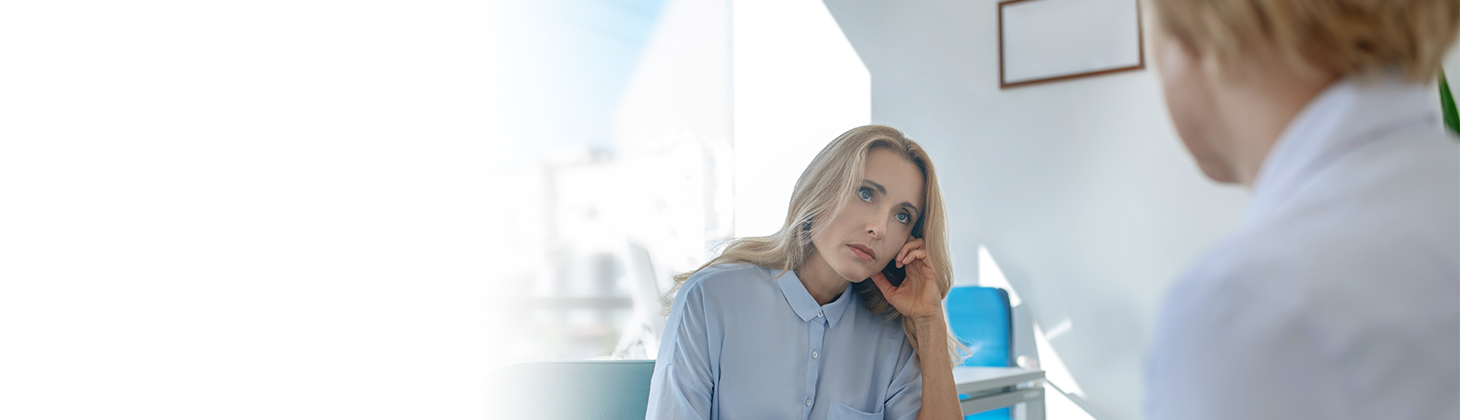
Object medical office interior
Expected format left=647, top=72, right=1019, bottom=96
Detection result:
left=2, top=0, right=1456, bottom=419
left=486, top=1, right=1460, bottom=419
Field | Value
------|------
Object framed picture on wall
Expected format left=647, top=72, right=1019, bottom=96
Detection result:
left=998, top=0, right=1144, bottom=89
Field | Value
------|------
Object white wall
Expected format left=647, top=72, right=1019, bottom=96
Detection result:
left=3, top=1, right=497, bottom=419
left=732, top=0, right=871, bottom=238
left=823, top=1, right=1249, bottom=419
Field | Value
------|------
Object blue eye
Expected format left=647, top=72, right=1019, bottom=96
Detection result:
left=858, top=188, right=872, bottom=202
left=896, top=212, right=910, bottom=224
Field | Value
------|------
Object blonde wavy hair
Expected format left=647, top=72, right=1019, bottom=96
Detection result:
left=669, top=125, right=964, bottom=364
left=1148, top=0, right=1460, bottom=82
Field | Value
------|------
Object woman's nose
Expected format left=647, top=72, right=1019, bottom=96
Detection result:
left=866, top=218, right=884, bottom=238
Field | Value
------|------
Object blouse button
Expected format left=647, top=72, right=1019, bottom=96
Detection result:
left=805, top=398, right=812, bottom=406
left=812, top=351, right=819, bottom=359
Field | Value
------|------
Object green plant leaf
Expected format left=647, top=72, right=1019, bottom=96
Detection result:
left=1442, top=69, right=1460, bottom=138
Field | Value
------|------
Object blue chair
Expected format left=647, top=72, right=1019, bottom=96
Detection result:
left=487, top=360, right=655, bottom=420
left=946, top=286, right=1013, bottom=420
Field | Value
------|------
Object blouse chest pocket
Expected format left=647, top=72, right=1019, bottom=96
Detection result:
left=828, top=400, right=883, bottom=420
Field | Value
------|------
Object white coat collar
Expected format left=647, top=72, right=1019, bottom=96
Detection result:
left=1245, top=75, right=1441, bottom=226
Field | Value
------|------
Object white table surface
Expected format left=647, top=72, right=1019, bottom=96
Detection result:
left=953, top=366, right=1044, bottom=390
left=952, top=366, right=1045, bottom=420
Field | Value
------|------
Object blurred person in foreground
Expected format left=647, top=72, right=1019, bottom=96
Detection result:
left=1143, top=0, right=1459, bottom=418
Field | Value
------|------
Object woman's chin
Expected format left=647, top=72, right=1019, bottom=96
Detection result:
left=830, top=260, right=880, bottom=283
left=837, top=268, right=876, bottom=283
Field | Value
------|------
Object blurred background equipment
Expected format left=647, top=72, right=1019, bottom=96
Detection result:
left=492, top=0, right=870, bottom=364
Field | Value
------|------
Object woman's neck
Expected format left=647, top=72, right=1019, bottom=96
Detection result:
left=1214, top=54, right=1339, bottom=186
left=796, top=251, right=850, bottom=306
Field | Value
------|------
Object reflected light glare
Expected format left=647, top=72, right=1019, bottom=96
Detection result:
left=731, top=0, right=871, bottom=237
left=978, top=246, right=1023, bottom=307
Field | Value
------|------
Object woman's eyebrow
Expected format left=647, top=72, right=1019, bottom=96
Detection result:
left=900, top=202, right=921, bottom=219
left=861, top=180, right=886, bottom=194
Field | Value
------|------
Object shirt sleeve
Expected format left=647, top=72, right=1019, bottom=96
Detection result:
left=882, top=337, right=923, bottom=420
left=645, top=279, right=716, bottom=420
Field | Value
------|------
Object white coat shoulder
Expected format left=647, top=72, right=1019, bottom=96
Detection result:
left=1148, top=128, right=1460, bottom=420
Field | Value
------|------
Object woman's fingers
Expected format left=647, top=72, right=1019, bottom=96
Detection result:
left=902, top=249, right=927, bottom=266
left=869, top=272, right=896, bottom=296
left=882, top=238, right=945, bottom=319
left=874, top=270, right=921, bottom=315
left=896, top=238, right=926, bottom=268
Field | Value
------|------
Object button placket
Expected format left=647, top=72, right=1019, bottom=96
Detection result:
left=801, top=316, right=828, bottom=420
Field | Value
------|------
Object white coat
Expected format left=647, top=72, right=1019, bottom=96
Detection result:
left=1146, top=76, right=1460, bottom=419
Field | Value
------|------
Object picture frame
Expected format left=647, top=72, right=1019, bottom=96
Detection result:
left=998, top=0, right=1145, bottom=89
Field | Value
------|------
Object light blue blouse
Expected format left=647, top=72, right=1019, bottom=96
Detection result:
left=645, top=263, right=923, bottom=420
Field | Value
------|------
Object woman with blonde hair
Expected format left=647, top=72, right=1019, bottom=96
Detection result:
left=1143, top=0, right=1459, bottom=418
left=645, top=125, right=965, bottom=420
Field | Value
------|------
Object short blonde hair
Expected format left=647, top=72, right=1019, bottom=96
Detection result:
left=1149, top=0, right=1460, bottom=82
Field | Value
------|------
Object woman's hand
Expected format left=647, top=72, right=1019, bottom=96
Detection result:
left=874, top=239, right=962, bottom=420
left=869, top=238, right=945, bottom=321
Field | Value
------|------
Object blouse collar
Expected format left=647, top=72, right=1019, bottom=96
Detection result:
left=771, top=266, right=855, bottom=328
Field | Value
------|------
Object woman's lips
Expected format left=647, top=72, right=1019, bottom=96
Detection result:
left=848, top=244, right=876, bottom=262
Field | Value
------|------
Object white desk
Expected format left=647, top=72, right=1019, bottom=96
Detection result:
left=954, top=366, right=1045, bottom=420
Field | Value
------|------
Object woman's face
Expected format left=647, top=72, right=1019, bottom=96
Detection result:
left=810, top=147, right=926, bottom=283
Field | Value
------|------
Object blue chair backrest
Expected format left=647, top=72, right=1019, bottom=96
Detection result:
left=945, top=286, right=1013, bottom=420
left=488, top=360, right=655, bottom=420
left=946, top=286, right=1013, bottom=367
